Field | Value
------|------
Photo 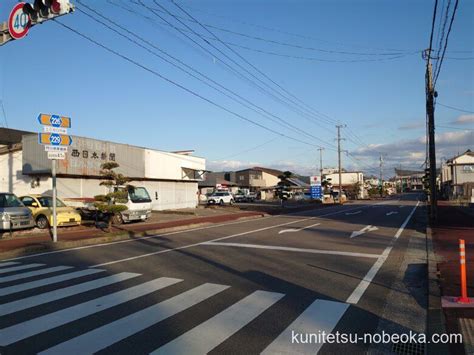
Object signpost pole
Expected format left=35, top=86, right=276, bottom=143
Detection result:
left=52, top=159, right=58, bottom=243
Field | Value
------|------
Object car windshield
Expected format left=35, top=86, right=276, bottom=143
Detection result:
left=37, top=196, right=67, bottom=208
left=0, top=194, right=25, bottom=208
left=128, top=187, right=152, bottom=203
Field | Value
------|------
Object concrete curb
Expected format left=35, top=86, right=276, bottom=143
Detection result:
left=426, top=223, right=449, bottom=354
left=0, top=213, right=266, bottom=260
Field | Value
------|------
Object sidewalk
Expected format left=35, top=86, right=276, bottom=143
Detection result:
left=431, top=201, right=474, bottom=354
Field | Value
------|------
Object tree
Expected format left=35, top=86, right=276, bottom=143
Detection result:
left=276, top=171, right=293, bottom=200
left=346, top=181, right=362, bottom=200
left=94, top=162, right=130, bottom=229
left=321, top=177, right=332, bottom=194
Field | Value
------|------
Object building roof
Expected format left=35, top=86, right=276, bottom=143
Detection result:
left=0, top=127, right=34, bottom=145
left=199, top=172, right=237, bottom=187
left=287, top=177, right=310, bottom=188
left=253, top=166, right=283, bottom=176
left=447, top=149, right=474, bottom=163
left=394, top=168, right=424, bottom=177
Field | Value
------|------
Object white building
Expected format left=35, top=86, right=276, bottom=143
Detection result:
left=324, top=171, right=365, bottom=199
left=441, top=149, right=474, bottom=200
left=0, top=128, right=206, bottom=211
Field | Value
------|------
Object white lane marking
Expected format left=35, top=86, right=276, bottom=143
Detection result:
left=386, top=211, right=399, bottom=216
left=346, top=201, right=420, bottom=304
left=2, top=203, right=374, bottom=263
left=0, top=272, right=140, bottom=316
left=0, top=263, right=44, bottom=275
left=40, top=283, right=229, bottom=355
left=0, top=262, right=19, bottom=268
left=152, top=290, right=284, bottom=355
left=0, top=277, right=182, bottom=346
left=0, top=266, right=73, bottom=284
left=90, top=205, right=370, bottom=268
left=201, top=242, right=380, bottom=259
left=279, top=222, right=321, bottom=234
left=345, top=210, right=362, bottom=216
left=0, top=269, right=104, bottom=297
left=262, top=299, right=349, bottom=355
left=349, top=225, right=379, bottom=239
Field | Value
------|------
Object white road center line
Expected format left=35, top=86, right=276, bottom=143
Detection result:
left=90, top=205, right=371, bottom=268
left=39, top=283, right=229, bottom=355
left=345, top=210, right=362, bottom=215
left=262, top=299, right=349, bottom=355
left=201, top=242, right=380, bottom=259
left=2, top=203, right=375, bottom=263
left=0, top=272, right=140, bottom=316
left=279, top=222, right=321, bottom=235
left=0, top=266, right=73, bottom=284
left=346, top=201, right=420, bottom=304
left=152, top=290, right=284, bottom=355
left=0, top=277, right=182, bottom=346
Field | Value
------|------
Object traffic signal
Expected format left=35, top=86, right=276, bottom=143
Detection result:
left=22, top=0, right=73, bottom=24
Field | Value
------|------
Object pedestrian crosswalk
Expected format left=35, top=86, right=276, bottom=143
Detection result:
left=0, top=260, right=350, bottom=354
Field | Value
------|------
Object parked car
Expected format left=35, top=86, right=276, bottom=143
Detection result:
left=0, top=193, right=35, bottom=231
left=115, top=186, right=152, bottom=224
left=207, top=191, right=234, bottom=205
left=19, top=194, right=82, bottom=229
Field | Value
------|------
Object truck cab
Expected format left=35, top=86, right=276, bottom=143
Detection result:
left=116, top=186, right=152, bottom=223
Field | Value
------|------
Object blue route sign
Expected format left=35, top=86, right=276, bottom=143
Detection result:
left=310, top=184, right=322, bottom=199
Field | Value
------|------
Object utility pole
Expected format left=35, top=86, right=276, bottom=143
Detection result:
left=336, top=125, right=346, bottom=203
left=317, top=147, right=324, bottom=177
left=423, top=49, right=437, bottom=220
left=379, top=155, right=384, bottom=197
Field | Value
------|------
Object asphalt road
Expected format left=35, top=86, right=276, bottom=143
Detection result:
left=0, top=194, right=425, bottom=354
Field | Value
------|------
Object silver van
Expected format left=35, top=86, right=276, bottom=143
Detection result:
left=0, top=193, right=35, bottom=231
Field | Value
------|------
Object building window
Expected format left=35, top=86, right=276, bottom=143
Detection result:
left=239, top=175, right=244, bottom=181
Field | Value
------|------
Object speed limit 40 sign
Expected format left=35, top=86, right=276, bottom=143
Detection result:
left=8, top=2, right=30, bottom=40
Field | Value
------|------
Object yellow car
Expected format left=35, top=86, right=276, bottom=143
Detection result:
left=19, top=195, right=82, bottom=229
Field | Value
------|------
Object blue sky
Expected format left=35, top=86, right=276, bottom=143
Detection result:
left=0, top=0, right=473, bottom=177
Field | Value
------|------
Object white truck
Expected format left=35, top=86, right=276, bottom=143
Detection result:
left=65, top=186, right=153, bottom=224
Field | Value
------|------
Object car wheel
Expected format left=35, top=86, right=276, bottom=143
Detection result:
left=112, top=213, right=124, bottom=225
left=36, top=215, right=49, bottom=229
left=230, top=199, right=235, bottom=205
left=219, top=199, right=224, bottom=206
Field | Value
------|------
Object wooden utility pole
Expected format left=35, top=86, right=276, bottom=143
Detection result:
left=379, top=155, right=384, bottom=197
left=336, top=125, right=345, bottom=203
left=424, top=49, right=437, bottom=220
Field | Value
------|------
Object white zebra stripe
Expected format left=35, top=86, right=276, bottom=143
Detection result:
left=0, top=262, right=19, bottom=268
left=0, top=263, right=44, bottom=275
left=152, top=290, right=284, bottom=355
left=0, top=272, right=140, bottom=316
left=0, top=269, right=104, bottom=297
left=40, top=283, right=229, bottom=355
left=0, top=266, right=73, bottom=284
left=0, top=277, right=182, bottom=346
left=261, top=299, right=349, bottom=354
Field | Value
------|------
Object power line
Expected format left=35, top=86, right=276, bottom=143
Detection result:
left=437, top=102, right=474, bottom=113
left=433, top=0, right=460, bottom=87
left=52, top=19, right=327, bottom=150
left=109, top=0, right=378, bottom=158
left=74, top=2, right=338, bottom=149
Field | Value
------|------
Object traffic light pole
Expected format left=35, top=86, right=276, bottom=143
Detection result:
left=425, top=51, right=437, bottom=221
left=52, top=159, right=58, bottom=242
left=317, top=147, right=324, bottom=177
left=336, top=125, right=345, bottom=203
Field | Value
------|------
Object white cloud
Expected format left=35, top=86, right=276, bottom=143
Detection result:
left=451, top=115, right=474, bottom=125
left=398, top=121, right=425, bottom=130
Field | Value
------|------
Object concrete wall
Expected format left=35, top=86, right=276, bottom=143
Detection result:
left=144, top=149, right=205, bottom=181
left=261, top=171, right=280, bottom=187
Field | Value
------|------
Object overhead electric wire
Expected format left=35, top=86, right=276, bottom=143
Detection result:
left=146, top=0, right=340, bottom=129
left=52, top=20, right=329, bottom=152
left=74, top=2, right=339, bottom=150
left=433, top=0, right=450, bottom=76
left=437, top=102, right=474, bottom=113
left=433, top=0, right=460, bottom=87
left=109, top=0, right=383, bottom=159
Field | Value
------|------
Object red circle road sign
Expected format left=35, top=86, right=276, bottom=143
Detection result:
left=8, top=3, right=31, bottom=40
